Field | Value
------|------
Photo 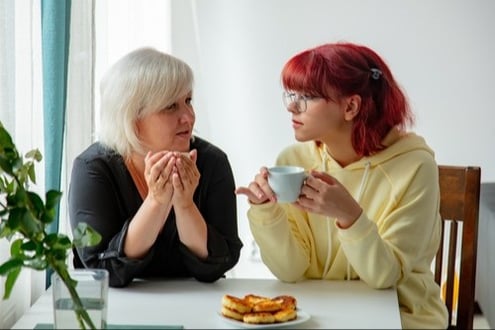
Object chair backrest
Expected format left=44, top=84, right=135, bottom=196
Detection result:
left=435, top=165, right=481, bottom=330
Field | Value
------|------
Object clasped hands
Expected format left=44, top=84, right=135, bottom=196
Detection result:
left=144, top=149, right=199, bottom=208
left=235, top=167, right=362, bottom=229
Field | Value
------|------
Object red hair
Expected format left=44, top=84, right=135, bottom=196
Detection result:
left=281, top=42, right=414, bottom=156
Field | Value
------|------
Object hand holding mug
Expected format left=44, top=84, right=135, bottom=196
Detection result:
left=236, top=165, right=306, bottom=204
left=296, top=170, right=362, bottom=228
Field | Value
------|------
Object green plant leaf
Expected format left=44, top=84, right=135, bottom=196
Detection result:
left=0, top=157, right=13, bottom=174
left=73, top=222, right=102, bottom=247
left=6, top=208, right=22, bottom=230
left=0, top=124, right=15, bottom=147
left=0, top=258, right=23, bottom=276
left=27, top=191, right=45, bottom=217
left=10, top=238, right=23, bottom=256
left=56, top=234, right=72, bottom=249
left=45, top=189, right=62, bottom=215
left=44, top=233, right=58, bottom=245
left=21, top=240, right=37, bottom=251
left=25, top=149, right=42, bottom=162
left=2, top=266, right=21, bottom=299
left=19, top=209, right=43, bottom=236
left=0, top=220, right=12, bottom=238
left=26, top=163, right=37, bottom=183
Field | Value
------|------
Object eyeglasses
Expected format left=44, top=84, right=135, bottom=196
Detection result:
left=282, top=91, right=319, bottom=113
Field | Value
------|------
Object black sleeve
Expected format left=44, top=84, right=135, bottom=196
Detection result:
left=68, top=153, right=152, bottom=287
left=179, top=147, right=243, bottom=282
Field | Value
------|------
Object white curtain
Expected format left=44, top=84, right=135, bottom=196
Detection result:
left=1, top=0, right=173, bottom=327
left=60, top=0, right=96, bottom=239
left=0, top=0, right=45, bottom=328
left=61, top=0, right=173, bottom=256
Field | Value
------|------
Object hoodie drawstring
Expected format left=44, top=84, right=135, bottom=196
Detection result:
left=321, top=152, right=332, bottom=279
left=322, top=216, right=332, bottom=279
left=321, top=155, right=371, bottom=281
left=356, top=161, right=371, bottom=203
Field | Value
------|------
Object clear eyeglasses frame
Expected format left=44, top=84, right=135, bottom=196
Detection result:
left=282, top=91, right=319, bottom=113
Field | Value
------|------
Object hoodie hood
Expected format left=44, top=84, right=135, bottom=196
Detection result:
left=310, top=127, right=435, bottom=172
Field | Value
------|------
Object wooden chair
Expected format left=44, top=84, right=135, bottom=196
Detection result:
left=435, top=165, right=481, bottom=330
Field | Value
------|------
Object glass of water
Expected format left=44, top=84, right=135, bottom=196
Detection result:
left=52, top=268, right=109, bottom=329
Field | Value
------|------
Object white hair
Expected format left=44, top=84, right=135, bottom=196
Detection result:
left=98, top=47, right=194, bottom=157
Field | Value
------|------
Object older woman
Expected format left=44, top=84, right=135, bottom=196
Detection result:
left=69, top=47, right=242, bottom=287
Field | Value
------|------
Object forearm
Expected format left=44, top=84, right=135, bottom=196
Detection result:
left=339, top=213, right=401, bottom=288
left=124, top=196, right=172, bottom=259
left=248, top=203, right=309, bottom=282
left=175, top=203, right=208, bottom=259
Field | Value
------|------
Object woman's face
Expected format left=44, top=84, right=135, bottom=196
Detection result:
left=135, top=92, right=195, bottom=153
left=288, top=93, right=352, bottom=145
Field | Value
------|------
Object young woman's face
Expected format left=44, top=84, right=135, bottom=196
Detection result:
left=287, top=93, right=352, bottom=144
left=135, top=92, right=195, bottom=153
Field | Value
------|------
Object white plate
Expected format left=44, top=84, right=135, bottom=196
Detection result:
left=218, top=309, right=310, bottom=329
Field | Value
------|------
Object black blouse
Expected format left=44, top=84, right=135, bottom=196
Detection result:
left=68, top=136, right=243, bottom=287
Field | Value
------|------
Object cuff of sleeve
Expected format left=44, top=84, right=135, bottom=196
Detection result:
left=105, top=219, right=154, bottom=264
left=336, top=212, right=374, bottom=242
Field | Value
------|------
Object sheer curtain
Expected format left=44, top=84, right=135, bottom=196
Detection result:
left=0, top=0, right=45, bottom=328
left=1, top=0, right=172, bottom=327
left=60, top=0, right=172, bottom=253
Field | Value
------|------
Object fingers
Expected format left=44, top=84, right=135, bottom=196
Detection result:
left=171, top=170, right=182, bottom=190
left=188, top=149, right=198, bottom=163
left=156, top=171, right=169, bottom=188
left=309, top=170, right=337, bottom=185
left=174, top=152, right=200, bottom=187
left=143, top=150, right=199, bottom=206
left=144, top=152, right=172, bottom=186
left=146, top=157, right=174, bottom=205
left=301, top=175, right=320, bottom=198
left=235, top=167, right=274, bottom=204
left=301, top=172, right=337, bottom=196
left=235, top=186, right=270, bottom=204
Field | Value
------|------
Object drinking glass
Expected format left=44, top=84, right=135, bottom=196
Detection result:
left=52, top=268, right=109, bottom=329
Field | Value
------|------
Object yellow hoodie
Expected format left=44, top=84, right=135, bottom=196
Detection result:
left=247, top=128, right=448, bottom=329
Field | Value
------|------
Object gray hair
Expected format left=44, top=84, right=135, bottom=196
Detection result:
left=98, top=47, right=194, bottom=157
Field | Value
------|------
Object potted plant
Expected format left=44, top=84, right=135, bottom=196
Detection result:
left=0, top=122, right=102, bottom=329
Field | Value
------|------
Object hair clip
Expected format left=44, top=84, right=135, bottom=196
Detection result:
left=370, top=68, right=382, bottom=80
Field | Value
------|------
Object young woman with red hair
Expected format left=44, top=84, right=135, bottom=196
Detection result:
left=236, top=42, right=448, bottom=329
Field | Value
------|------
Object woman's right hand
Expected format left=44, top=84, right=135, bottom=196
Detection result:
left=144, top=151, right=175, bottom=205
left=235, top=166, right=276, bottom=204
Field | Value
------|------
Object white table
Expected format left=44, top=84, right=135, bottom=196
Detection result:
left=12, top=278, right=401, bottom=329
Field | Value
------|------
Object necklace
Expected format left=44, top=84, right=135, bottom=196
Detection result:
left=125, top=158, right=148, bottom=199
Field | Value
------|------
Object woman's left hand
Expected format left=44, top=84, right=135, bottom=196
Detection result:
left=171, top=149, right=200, bottom=208
left=295, top=170, right=362, bottom=228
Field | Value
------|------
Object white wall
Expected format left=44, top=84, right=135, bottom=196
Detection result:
left=171, top=0, right=495, bottom=278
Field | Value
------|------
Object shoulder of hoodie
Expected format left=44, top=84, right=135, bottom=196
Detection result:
left=274, top=133, right=437, bottom=172
left=367, top=132, right=439, bottom=178
left=375, top=132, right=436, bottom=165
